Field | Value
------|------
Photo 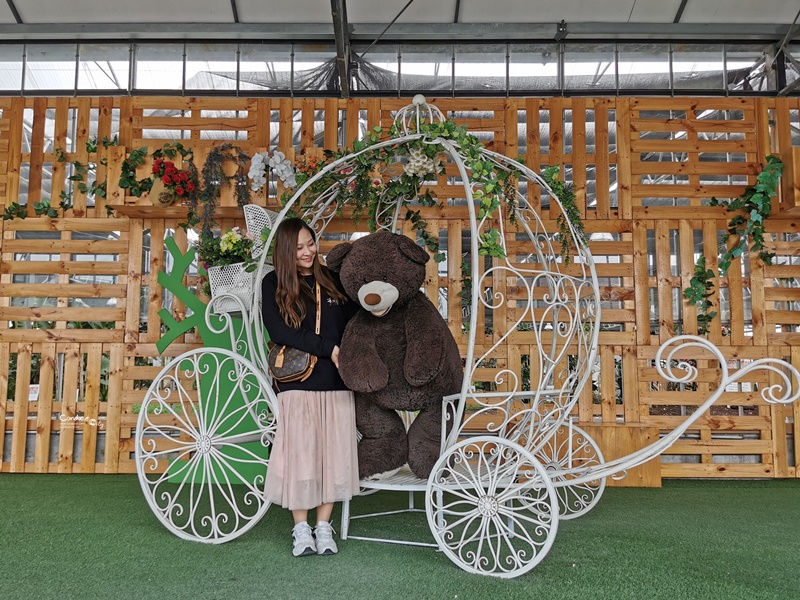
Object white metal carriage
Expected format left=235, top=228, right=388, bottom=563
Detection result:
left=135, top=97, right=800, bottom=578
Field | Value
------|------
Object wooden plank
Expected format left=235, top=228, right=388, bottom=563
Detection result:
left=3, top=239, right=127, bottom=253
left=5, top=98, right=24, bottom=203
left=703, top=220, right=722, bottom=346
left=0, top=308, right=124, bottom=321
left=80, top=343, right=102, bottom=473
left=0, top=284, right=125, bottom=298
left=0, top=344, right=8, bottom=468
left=621, top=345, right=639, bottom=422
left=600, top=347, right=616, bottom=423
left=33, top=342, right=55, bottom=472
left=58, top=344, right=80, bottom=472
left=630, top=161, right=759, bottom=176
left=632, top=184, right=747, bottom=198
left=654, top=220, right=673, bottom=343
left=0, top=261, right=126, bottom=275
left=4, top=217, right=130, bottom=231
left=300, top=98, right=315, bottom=150
left=631, top=139, right=756, bottom=153
left=146, top=219, right=165, bottom=343
left=548, top=97, right=563, bottom=221
left=278, top=98, right=293, bottom=151
left=660, top=463, right=774, bottom=478
left=594, top=99, right=610, bottom=220
left=93, top=97, right=114, bottom=216
left=0, top=329, right=123, bottom=343
left=324, top=98, right=339, bottom=150
left=27, top=97, right=47, bottom=207
left=632, top=220, right=650, bottom=346
left=616, top=98, right=632, bottom=218
left=630, top=118, right=756, bottom=133
left=345, top=98, right=360, bottom=148
left=71, top=97, right=91, bottom=216
left=572, top=97, right=587, bottom=219
left=10, top=343, right=32, bottom=472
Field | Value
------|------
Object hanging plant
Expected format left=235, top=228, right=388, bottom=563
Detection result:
left=682, top=155, right=784, bottom=335
left=197, top=143, right=251, bottom=235
left=542, top=165, right=584, bottom=265
left=709, top=154, right=783, bottom=271
left=683, top=256, right=718, bottom=336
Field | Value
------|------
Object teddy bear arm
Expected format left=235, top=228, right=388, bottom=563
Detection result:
left=339, top=318, right=389, bottom=393
left=403, top=295, right=447, bottom=387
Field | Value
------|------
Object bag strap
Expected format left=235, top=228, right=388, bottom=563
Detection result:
left=314, top=280, right=321, bottom=335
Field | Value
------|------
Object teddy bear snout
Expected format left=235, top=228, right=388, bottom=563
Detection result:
left=357, top=281, right=400, bottom=316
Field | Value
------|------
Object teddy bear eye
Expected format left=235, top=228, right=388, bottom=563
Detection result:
left=382, top=274, right=388, bottom=282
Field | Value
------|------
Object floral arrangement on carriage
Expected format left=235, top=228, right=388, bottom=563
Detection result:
left=194, top=225, right=273, bottom=314
left=273, top=116, right=584, bottom=265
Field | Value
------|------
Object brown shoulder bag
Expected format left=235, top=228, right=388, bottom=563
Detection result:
left=267, top=281, right=321, bottom=383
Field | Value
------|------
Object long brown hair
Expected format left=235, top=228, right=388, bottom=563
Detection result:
left=273, top=217, right=347, bottom=329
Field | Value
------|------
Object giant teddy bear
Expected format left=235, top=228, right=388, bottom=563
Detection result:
left=326, top=232, right=463, bottom=480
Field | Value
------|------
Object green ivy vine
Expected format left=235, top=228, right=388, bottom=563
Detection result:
left=3, top=136, right=118, bottom=221
left=709, top=154, right=783, bottom=271
left=683, top=256, right=718, bottom=336
left=684, top=154, right=784, bottom=336
left=542, top=165, right=584, bottom=265
left=283, top=119, right=523, bottom=261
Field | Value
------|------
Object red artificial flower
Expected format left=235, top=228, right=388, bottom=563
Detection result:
left=152, top=165, right=161, bottom=174
left=162, top=175, right=172, bottom=185
left=165, top=165, right=177, bottom=176
left=186, top=182, right=195, bottom=192
left=175, top=186, right=185, bottom=196
left=179, top=171, right=189, bottom=182
left=154, top=158, right=164, bottom=166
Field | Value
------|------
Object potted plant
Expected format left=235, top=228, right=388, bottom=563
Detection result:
left=196, top=226, right=266, bottom=314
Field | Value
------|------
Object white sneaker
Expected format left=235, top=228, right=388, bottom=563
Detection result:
left=314, top=521, right=338, bottom=555
left=291, top=522, right=316, bottom=557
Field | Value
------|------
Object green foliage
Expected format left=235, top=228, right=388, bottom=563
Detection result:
left=543, top=165, right=585, bottom=265
left=284, top=118, right=523, bottom=262
left=457, top=257, right=472, bottom=309
left=118, top=146, right=153, bottom=197
left=196, top=144, right=251, bottom=234
left=683, top=256, right=718, bottom=336
left=2, top=202, right=27, bottom=220
left=709, top=154, right=783, bottom=271
left=32, top=198, right=59, bottom=218
left=683, top=156, right=784, bottom=335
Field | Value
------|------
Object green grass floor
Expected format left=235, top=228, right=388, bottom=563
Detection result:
left=1, top=475, right=798, bottom=600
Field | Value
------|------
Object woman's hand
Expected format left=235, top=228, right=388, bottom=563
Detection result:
left=331, top=345, right=340, bottom=369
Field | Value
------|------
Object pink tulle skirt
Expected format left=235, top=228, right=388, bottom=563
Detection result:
left=264, top=390, right=359, bottom=511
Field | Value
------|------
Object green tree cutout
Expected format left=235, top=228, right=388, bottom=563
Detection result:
left=154, top=237, right=269, bottom=486
left=156, top=237, right=261, bottom=355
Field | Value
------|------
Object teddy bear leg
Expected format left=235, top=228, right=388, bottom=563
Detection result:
left=406, top=406, right=444, bottom=479
left=355, top=396, right=409, bottom=479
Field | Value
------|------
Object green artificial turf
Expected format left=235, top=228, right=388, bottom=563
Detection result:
left=0, top=476, right=798, bottom=600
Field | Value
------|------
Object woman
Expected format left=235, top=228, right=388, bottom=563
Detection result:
left=261, top=217, right=359, bottom=557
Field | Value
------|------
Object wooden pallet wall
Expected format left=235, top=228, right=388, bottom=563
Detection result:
left=0, top=96, right=798, bottom=479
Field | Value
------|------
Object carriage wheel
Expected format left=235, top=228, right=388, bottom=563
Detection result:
left=135, top=348, right=277, bottom=543
left=535, top=423, right=606, bottom=520
left=425, top=436, right=559, bottom=579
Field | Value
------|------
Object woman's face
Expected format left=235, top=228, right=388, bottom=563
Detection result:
left=296, top=227, right=317, bottom=274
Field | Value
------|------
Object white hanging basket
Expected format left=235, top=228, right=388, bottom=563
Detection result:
left=208, top=262, right=260, bottom=314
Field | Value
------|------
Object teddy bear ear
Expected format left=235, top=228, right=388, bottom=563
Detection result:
left=396, top=234, right=430, bottom=265
left=325, top=242, right=352, bottom=271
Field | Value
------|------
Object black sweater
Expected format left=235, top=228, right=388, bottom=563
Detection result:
left=261, top=269, right=357, bottom=392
